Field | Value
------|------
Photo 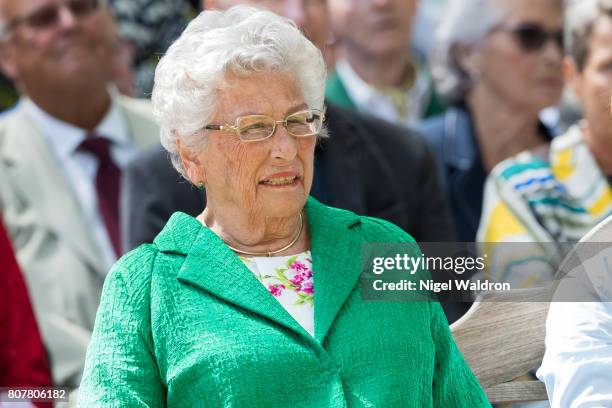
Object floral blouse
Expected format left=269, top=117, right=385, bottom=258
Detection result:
left=240, top=251, right=314, bottom=337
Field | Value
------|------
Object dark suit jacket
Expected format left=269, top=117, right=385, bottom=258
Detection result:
left=121, top=103, right=455, bottom=250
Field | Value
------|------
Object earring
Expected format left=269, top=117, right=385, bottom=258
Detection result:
left=197, top=182, right=205, bottom=190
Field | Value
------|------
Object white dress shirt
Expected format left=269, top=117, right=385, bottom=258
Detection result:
left=23, top=91, right=140, bottom=270
left=335, top=58, right=432, bottom=126
left=536, top=246, right=612, bottom=407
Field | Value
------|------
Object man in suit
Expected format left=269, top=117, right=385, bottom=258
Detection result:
left=0, top=0, right=158, bottom=388
left=325, top=0, right=445, bottom=126
left=123, top=0, right=454, bottom=250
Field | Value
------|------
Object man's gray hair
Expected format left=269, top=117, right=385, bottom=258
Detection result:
left=566, top=0, right=612, bottom=71
left=430, top=0, right=508, bottom=105
left=152, top=5, right=327, bottom=180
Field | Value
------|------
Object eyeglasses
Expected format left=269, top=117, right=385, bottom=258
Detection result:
left=502, top=23, right=563, bottom=52
left=6, top=0, right=101, bottom=32
left=204, top=109, right=326, bottom=142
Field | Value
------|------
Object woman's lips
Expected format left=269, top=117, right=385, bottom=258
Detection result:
left=259, top=172, right=301, bottom=187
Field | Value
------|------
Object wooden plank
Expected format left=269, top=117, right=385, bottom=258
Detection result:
left=451, top=288, right=551, bottom=388
left=486, top=381, right=548, bottom=403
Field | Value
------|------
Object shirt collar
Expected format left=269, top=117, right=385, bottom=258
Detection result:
left=23, top=88, right=130, bottom=160
left=336, top=58, right=430, bottom=122
left=336, top=59, right=376, bottom=111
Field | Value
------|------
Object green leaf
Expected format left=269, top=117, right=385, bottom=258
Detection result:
left=285, top=256, right=298, bottom=269
left=274, top=270, right=295, bottom=288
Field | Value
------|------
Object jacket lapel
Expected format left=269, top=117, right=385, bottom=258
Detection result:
left=170, top=214, right=313, bottom=340
left=325, top=71, right=357, bottom=110
left=169, top=197, right=364, bottom=346
left=0, top=105, right=106, bottom=273
left=305, top=198, right=362, bottom=344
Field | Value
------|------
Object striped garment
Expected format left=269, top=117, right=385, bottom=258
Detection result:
left=476, top=124, right=612, bottom=287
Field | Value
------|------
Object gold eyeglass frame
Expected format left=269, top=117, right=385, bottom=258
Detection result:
left=203, top=108, right=326, bottom=142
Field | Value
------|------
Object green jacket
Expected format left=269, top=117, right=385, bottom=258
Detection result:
left=79, top=197, right=490, bottom=407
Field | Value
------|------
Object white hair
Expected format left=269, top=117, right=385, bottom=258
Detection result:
left=152, top=5, right=327, bottom=180
left=431, top=0, right=508, bottom=104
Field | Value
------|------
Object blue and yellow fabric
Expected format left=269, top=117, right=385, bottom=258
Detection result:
left=477, top=124, right=612, bottom=286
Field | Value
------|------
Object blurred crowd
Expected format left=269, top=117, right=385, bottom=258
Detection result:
left=1, top=0, right=611, bottom=406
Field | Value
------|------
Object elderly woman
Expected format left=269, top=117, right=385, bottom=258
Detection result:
left=78, top=7, right=489, bottom=407
left=417, top=0, right=564, bottom=241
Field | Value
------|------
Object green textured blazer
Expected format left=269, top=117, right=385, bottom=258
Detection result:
left=79, top=197, right=490, bottom=407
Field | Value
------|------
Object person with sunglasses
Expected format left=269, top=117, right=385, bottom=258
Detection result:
left=478, top=0, right=612, bottom=286
left=417, top=0, right=564, bottom=242
left=0, top=0, right=159, bottom=389
left=78, top=7, right=490, bottom=406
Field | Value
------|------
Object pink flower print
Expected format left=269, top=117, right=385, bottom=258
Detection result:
left=268, top=284, right=286, bottom=297
left=300, top=280, right=314, bottom=295
left=290, top=260, right=308, bottom=273
left=306, top=257, right=312, bottom=263
left=290, top=273, right=305, bottom=286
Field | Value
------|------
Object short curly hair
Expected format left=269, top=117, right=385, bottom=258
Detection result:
left=151, top=6, right=327, bottom=180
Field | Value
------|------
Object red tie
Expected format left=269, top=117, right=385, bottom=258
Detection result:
left=79, top=134, right=121, bottom=257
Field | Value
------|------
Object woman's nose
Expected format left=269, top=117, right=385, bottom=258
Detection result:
left=270, top=125, right=299, bottom=162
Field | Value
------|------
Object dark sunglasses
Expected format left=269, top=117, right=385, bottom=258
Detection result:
left=7, top=0, right=101, bottom=32
left=503, top=23, right=564, bottom=52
